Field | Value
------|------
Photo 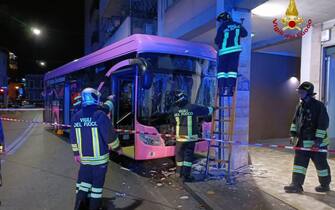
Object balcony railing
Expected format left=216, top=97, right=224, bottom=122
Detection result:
left=102, top=16, right=157, bottom=46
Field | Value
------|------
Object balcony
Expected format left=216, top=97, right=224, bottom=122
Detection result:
left=102, top=16, right=157, bottom=46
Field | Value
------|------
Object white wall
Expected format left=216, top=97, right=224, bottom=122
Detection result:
left=158, top=0, right=216, bottom=42
left=163, top=0, right=216, bottom=36
left=104, top=17, right=131, bottom=46
left=300, top=24, right=322, bottom=98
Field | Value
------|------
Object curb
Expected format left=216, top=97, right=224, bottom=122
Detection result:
left=183, top=183, right=214, bottom=210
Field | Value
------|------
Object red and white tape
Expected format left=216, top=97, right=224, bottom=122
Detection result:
left=0, top=108, right=44, bottom=111
left=1, top=117, right=334, bottom=154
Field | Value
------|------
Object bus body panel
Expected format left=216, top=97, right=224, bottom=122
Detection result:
left=44, top=34, right=216, bottom=81
left=44, top=34, right=217, bottom=160
left=134, top=120, right=175, bottom=160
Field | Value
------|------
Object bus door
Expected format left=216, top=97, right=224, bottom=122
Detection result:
left=324, top=47, right=335, bottom=147
left=111, top=67, right=136, bottom=158
left=64, top=82, right=70, bottom=126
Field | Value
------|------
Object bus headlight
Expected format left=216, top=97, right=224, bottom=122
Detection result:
left=139, top=134, right=161, bottom=146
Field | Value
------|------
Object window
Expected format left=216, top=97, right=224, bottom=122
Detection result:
left=137, top=53, right=216, bottom=133
left=165, top=0, right=180, bottom=11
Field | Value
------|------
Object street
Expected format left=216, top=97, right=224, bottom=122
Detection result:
left=0, top=111, right=203, bottom=210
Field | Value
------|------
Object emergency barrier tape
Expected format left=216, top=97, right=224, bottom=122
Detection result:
left=0, top=108, right=45, bottom=111
left=1, top=116, right=335, bottom=154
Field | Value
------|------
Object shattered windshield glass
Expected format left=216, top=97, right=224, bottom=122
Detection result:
left=137, top=53, right=216, bottom=132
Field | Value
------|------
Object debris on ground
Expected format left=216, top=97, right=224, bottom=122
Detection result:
left=115, top=192, right=126, bottom=197
left=179, top=195, right=189, bottom=200
left=207, top=190, right=215, bottom=195
left=120, top=167, right=131, bottom=171
left=191, top=158, right=207, bottom=175
left=235, top=165, right=268, bottom=178
left=156, top=183, right=163, bottom=187
left=162, top=170, right=175, bottom=177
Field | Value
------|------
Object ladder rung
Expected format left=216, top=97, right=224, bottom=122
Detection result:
left=214, top=119, right=231, bottom=122
left=211, top=159, right=229, bottom=164
left=212, top=132, right=229, bottom=135
left=216, top=106, right=232, bottom=110
left=210, top=145, right=229, bottom=148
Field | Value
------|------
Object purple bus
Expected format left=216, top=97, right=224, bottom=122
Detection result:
left=44, top=34, right=217, bottom=160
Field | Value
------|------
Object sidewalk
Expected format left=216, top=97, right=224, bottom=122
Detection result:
left=184, top=142, right=335, bottom=210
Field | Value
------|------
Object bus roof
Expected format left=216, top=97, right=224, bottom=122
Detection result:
left=44, top=34, right=217, bottom=81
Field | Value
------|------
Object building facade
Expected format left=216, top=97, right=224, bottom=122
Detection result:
left=158, top=0, right=266, bottom=170
left=84, top=0, right=158, bottom=54
left=25, top=74, right=44, bottom=106
left=84, top=0, right=335, bottom=169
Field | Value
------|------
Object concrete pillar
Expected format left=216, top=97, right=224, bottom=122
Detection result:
left=300, top=23, right=322, bottom=98
left=231, top=9, right=252, bottom=171
left=157, top=0, right=165, bottom=36
left=217, top=1, right=252, bottom=171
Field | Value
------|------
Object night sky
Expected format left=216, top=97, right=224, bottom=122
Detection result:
left=0, top=0, right=84, bottom=81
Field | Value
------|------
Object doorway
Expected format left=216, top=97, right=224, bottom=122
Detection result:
left=111, top=68, right=136, bottom=158
left=324, top=47, right=335, bottom=146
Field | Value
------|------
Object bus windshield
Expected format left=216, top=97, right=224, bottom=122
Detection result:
left=137, top=53, right=216, bottom=133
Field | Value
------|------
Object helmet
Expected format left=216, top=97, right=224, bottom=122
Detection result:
left=174, top=90, right=188, bottom=107
left=297, top=81, right=316, bottom=96
left=81, top=88, right=101, bottom=107
left=217, top=11, right=232, bottom=22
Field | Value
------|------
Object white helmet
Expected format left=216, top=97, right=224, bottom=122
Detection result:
left=81, top=88, right=101, bottom=107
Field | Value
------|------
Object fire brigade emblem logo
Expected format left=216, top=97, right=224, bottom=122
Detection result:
left=273, top=0, right=312, bottom=39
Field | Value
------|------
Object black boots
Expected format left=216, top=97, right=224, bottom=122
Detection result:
left=315, top=185, right=330, bottom=192
left=183, top=176, right=195, bottom=183
left=285, top=184, right=330, bottom=193
left=284, top=183, right=304, bottom=193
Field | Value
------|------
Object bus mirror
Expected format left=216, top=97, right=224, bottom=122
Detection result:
left=142, top=69, right=153, bottom=89
left=135, top=58, right=152, bottom=89
left=129, top=58, right=153, bottom=89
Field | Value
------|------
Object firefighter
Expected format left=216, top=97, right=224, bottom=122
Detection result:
left=215, top=11, right=248, bottom=96
left=284, top=82, right=331, bottom=193
left=71, top=88, right=121, bottom=210
left=170, top=90, right=213, bottom=182
left=0, top=116, right=4, bottom=206
left=0, top=117, right=4, bottom=154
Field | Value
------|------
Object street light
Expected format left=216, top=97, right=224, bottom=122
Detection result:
left=39, top=61, right=46, bottom=67
left=31, top=27, right=42, bottom=36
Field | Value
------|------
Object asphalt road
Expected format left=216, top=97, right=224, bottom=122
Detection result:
left=0, top=110, right=203, bottom=210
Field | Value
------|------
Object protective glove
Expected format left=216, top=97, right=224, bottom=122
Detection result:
left=108, top=143, right=122, bottom=154
left=115, top=149, right=123, bottom=155
left=106, top=95, right=116, bottom=102
left=74, top=155, right=81, bottom=164
left=312, top=138, right=323, bottom=149
left=290, top=137, right=298, bottom=146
